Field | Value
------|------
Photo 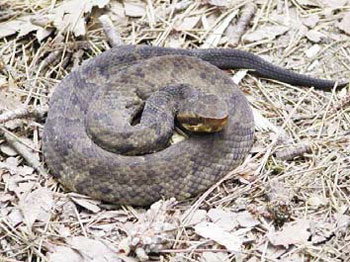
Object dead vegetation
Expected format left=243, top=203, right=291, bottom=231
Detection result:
left=0, top=0, right=349, bottom=261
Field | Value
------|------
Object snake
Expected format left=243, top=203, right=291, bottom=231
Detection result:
left=42, top=45, right=346, bottom=206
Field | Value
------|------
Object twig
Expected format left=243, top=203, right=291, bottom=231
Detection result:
left=254, top=87, right=315, bottom=177
left=226, top=3, right=256, bottom=46
left=274, top=143, right=312, bottom=161
left=0, top=255, right=23, bottom=262
left=0, top=105, right=48, bottom=124
left=39, top=50, right=62, bottom=72
left=99, top=15, right=124, bottom=47
left=3, top=130, right=48, bottom=178
left=331, top=94, right=350, bottom=113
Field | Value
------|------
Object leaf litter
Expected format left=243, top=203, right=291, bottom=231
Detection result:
left=0, top=0, right=349, bottom=261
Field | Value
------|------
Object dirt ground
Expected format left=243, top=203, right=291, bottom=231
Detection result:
left=0, top=0, right=349, bottom=261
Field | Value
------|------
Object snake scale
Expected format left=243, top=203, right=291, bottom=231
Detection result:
left=42, top=45, right=345, bottom=206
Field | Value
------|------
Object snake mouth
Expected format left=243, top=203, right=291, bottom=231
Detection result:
left=177, top=115, right=228, bottom=133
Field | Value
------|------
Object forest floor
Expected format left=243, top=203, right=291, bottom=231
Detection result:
left=0, top=0, right=349, bottom=261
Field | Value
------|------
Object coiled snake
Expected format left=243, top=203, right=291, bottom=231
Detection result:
left=42, top=45, right=345, bottom=206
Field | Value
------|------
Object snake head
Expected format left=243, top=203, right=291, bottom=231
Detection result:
left=176, top=91, right=229, bottom=133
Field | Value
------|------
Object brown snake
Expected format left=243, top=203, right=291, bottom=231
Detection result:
left=42, top=45, right=346, bottom=206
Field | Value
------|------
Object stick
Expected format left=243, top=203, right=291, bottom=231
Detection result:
left=0, top=105, right=48, bottom=124
left=226, top=3, right=257, bottom=46
left=99, top=15, right=124, bottom=47
left=3, top=130, right=48, bottom=178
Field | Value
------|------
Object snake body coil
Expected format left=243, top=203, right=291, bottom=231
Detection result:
left=43, top=45, right=343, bottom=206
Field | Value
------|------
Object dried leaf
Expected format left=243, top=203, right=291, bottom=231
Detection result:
left=70, top=193, right=101, bottom=213
left=202, top=252, right=230, bottom=262
left=207, top=0, right=230, bottom=7
left=336, top=213, right=350, bottom=234
left=0, top=144, right=17, bottom=156
left=305, top=30, right=325, bottom=43
left=304, top=44, right=321, bottom=58
left=7, top=208, right=24, bottom=226
left=251, top=107, right=280, bottom=133
left=202, top=10, right=238, bottom=48
left=207, top=208, right=239, bottom=231
left=338, top=12, right=350, bottom=35
left=244, top=25, right=289, bottom=43
left=182, top=209, right=207, bottom=226
left=268, top=219, right=311, bottom=248
left=319, top=0, right=348, bottom=8
left=124, top=1, right=146, bottom=18
left=302, top=14, right=319, bottom=28
left=0, top=16, right=37, bottom=38
left=48, top=237, right=120, bottom=262
left=52, top=0, right=110, bottom=36
left=18, top=187, right=54, bottom=228
left=175, top=16, right=201, bottom=31
left=194, top=222, right=243, bottom=252
left=48, top=246, right=84, bottom=262
left=296, top=0, right=318, bottom=6
left=69, top=237, right=119, bottom=261
left=36, top=27, right=54, bottom=42
left=307, top=194, right=329, bottom=208
left=0, top=157, right=20, bottom=175
left=231, top=70, right=248, bottom=85
left=0, top=15, right=52, bottom=42
left=235, top=211, right=260, bottom=228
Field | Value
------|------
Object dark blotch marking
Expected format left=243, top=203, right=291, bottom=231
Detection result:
left=120, top=76, right=129, bottom=84
left=75, top=183, right=87, bottom=194
left=135, top=67, right=145, bottom=78
left=224, top=78, right=232, bottom=85
left=118, top=143, right=136, bottom=154
left=99, top=65, right=110, bottom=79
left=69, top=92, right=80, bottom=105
left=99, top=186, right=112, bottom=194
left=200, top=72, right=206, bottom=79
left=173, top=60, right=182, bottom=68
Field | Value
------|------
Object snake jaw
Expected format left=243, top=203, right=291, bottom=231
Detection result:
left=178, top=115, right=228, bottom=133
